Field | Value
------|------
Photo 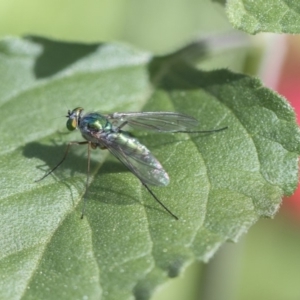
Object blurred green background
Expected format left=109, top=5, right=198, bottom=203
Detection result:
left=0, top=0, right=230, bottom=53
left=1, top=0, right=299, bottom=299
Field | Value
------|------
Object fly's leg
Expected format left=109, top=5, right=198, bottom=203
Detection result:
left=35, top=140, right=93, bottom=219
left=35, top=141, right=89, bottom=182
left=118, top=145, right=178, bottom=220
left=142, top=183, right=178, bottom=220
left=111, top=145, right=179, bottom=220
left=80, top=142, right=97, bottom=219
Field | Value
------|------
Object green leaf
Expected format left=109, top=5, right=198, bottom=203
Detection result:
left=0, top=36, right=299, bottom=300
left=226, top=0, right=300, bottom=34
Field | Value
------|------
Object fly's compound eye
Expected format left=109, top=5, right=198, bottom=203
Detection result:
left=66, top=107, right=84, bottom=131
left=66, top=117, right=77, bottom=131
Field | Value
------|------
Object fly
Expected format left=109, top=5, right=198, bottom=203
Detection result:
left=36, top=107, right=227, bottom=220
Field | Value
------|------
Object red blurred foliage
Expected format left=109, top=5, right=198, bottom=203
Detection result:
left=276, top=36, right=300, bottom=219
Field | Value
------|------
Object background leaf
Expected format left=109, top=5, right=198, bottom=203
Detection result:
left=226, top=0, right=300, bottom=34
left=0, top=37, right=299, bottom=300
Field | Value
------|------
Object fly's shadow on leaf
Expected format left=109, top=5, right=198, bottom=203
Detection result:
left=23, top=141, right=88, bottom=179
left=22, top=141, right=129, bottom=181
left=23, top=141, right=138, bottom=209
left=25, top=36, right=101, bottom=78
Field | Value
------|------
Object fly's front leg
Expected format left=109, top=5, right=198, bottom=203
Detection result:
left=35, top=141, right=89, bottom=182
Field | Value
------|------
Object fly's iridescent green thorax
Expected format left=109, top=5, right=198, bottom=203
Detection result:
left=79, top=111, right=112, bottom=145
left=79, top=112, right=111, bottom=132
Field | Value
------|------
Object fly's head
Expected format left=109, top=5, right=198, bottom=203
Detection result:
left=66, top=107, right=84, bottom=131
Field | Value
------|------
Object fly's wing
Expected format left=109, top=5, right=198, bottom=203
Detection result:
left=106, top=112, right=199, bottom=132
left=101, top=133, right=170, bottom=186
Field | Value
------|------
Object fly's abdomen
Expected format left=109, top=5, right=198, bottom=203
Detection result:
left=106, top=132, right=170, bottom=186
left=107, top=132, right=149, bottom=157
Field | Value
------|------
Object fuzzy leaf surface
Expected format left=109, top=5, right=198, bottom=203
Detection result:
left=0, top=37, right=299, bottom=300
left=226, top=0, right=300, bottom=34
